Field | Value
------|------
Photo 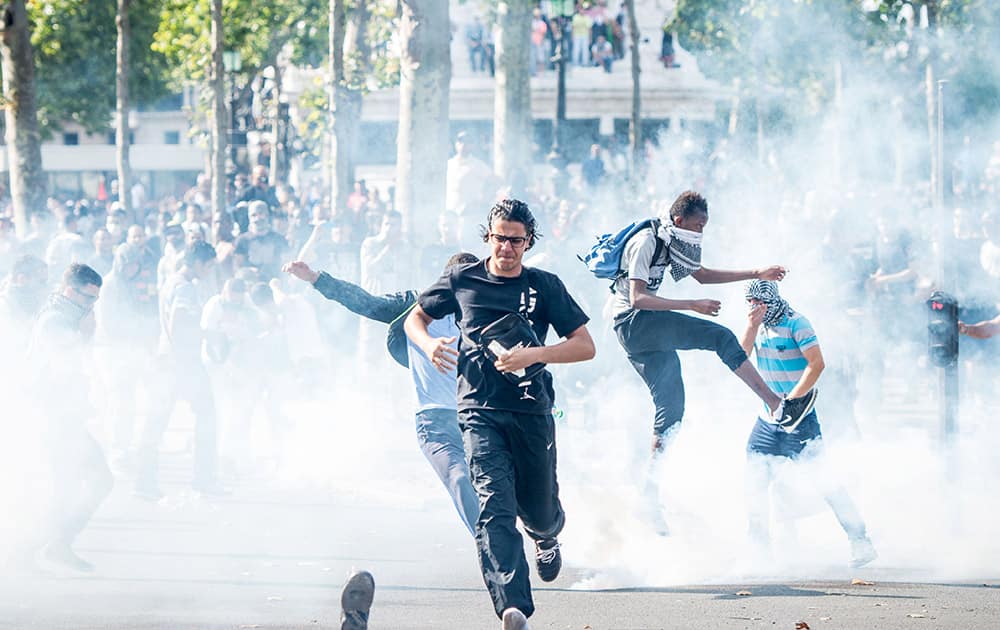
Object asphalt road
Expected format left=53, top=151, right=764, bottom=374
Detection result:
left=2, top=464, right=997, bottom=630
left=2, top=367, right=997, bottom=629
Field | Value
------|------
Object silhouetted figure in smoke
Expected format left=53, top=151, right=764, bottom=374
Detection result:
left=0, top=254, right=48, bottom=331
left=607, top=191, right=788, bottom=534
left=406, top=199, right=595, bottom=629
left=418, top=211, right=462, bottom=287
left=580, top=143, right=606, bottom=190
left=96, top=231, right=160, bottom=472
left=25, top=263, right=113, bottom=572
left=282, top=253, right=481, bottom=536
left=238, top=164, right=280, bottom=212
left=741, top=280, right=877, bottom=569
left=446, top=132, right=496, bottom=248
left=135, top=241, right=222, bottom=499
left=233, top=200, right=290, bottom=281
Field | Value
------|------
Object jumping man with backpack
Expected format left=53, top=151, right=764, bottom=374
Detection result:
left=591, top=191, right=815, bottom=531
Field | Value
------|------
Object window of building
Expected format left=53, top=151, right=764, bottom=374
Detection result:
left=63, top=132, right=79, bottom=145
left=164, top=131, right=181, bottom=145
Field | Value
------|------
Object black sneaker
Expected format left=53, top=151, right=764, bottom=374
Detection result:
left=773, top=389, right=818, bottom=432
left=534, top=539, right=561, bottom=582
left=341, top=570, right=375, bottom=630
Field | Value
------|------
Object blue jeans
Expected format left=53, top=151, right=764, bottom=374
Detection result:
left=415, top=408, right=479, bottom=535
left=746, top=411, right=822, bottom=458
left=745, top=411, right=867, bottom=542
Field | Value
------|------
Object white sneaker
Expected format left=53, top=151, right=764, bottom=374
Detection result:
left=849, top=536, right=878, bottom=568
left=501, top=607, right=529, bottom=630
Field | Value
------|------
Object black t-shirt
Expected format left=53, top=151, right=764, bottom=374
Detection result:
left=418, top=259, right=589, bottom=414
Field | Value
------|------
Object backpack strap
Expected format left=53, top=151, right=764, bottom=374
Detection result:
left=611, top=218, right=662, bottom=293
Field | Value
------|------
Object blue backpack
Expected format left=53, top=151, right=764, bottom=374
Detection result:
left=578, top=218, right=663, bottom=280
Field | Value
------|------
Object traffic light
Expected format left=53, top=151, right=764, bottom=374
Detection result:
left=927, top=291, right=959, bottom=368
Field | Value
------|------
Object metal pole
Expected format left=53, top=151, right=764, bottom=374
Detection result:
left=936, top=80, right=946, bottom=214
left=546, top=14, right=569, bottom=195
left=230, top=78, right=239, bottom=171
left=935, top=80, right=958, bottom=443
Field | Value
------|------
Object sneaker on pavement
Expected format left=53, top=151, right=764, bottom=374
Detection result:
left=501, top=607, right=530, bottom=630
left=43, top=544, right=94, bottom=572
left=534, top=538, right=561, bottom=582
left=192, top=480, right=231, bottom=497
left=850, top=536, right=878, bottom=568
left=773, top=389, right=818, bottom=432
left=132, top=483, right=164, bottom=502
left=341, top=570, right=375, bottom=630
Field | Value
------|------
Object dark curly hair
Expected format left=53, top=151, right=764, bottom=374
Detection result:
left=64, top=263, right=102, bottom=289
left=668, top=190, right=709, bottom=222
left=479, top=198, right=542, bottom=249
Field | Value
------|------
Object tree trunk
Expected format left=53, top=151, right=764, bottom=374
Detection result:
left=210, top=0, right=226, bottom=222
left=269, top=65, right=284, bottom=184
left=493, top=1, right=532, bottom=190
left=0, top=0, right=46, bottom=238
left=329, top=0, right=348, bottom=213
left=115, top=0, right=134, bottom=222
left=396, top=0, right=450, bottom=239
left=330, top=0, right=369, bottom=215
left=625, top=0, right=642, bottom=180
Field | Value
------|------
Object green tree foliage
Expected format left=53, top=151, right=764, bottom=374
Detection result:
left=29, top=0, right=172, bottom=137
left=151, top=0, right=327, bottom=88
left=286, top=1, right=403, bottom=168
left=670, top=0, right=999, bottom=126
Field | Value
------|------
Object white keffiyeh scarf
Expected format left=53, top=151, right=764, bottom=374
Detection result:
left=745, top=279, right=792, bottom=327
left=656, top=222, right=703, bottom=281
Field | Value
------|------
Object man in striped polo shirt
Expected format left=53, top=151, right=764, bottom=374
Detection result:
left=740, top=279, right=877, bottom=568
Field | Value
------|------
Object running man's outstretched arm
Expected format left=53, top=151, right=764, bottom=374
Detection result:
left=959, top=313, right=1000, bottom=339
left=282, top=260, right=413, bottom=323
left=692, top=265, right=787, bottom=285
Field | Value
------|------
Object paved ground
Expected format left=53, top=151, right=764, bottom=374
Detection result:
left=2, top=481, right=997, bottom=630
left=2, top=362, right=997, bottom=629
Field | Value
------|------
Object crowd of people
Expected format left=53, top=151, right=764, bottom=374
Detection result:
left=2, top=119, right=999, bottom=629
left=463, top=1, right=680, bottom=78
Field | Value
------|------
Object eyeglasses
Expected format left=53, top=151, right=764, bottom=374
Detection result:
left=489, top=233, right=528, bottom=248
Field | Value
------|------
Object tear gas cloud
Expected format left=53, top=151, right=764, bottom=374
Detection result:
left=1, top=1, right=999, bottom=608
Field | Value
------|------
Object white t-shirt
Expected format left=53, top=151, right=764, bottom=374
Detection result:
left=610, top=228, right=669, bottom=316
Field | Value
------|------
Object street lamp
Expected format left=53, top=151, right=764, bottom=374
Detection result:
left=222, top=50, right=242, bottom=172
left=547, top=0, right=575, bottom=196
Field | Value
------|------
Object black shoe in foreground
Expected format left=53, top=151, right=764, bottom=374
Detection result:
left=774, top=389, right=818, bottom=433
left=534, top=539, right=561, bottom=582
left=341, top=570, right=375, bottom=630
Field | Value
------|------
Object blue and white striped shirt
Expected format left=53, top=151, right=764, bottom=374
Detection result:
left=753, top=312, right=819, bottom=396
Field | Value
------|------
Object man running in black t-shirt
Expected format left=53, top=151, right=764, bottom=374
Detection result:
left=406, top=199, right=595, bottom=630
